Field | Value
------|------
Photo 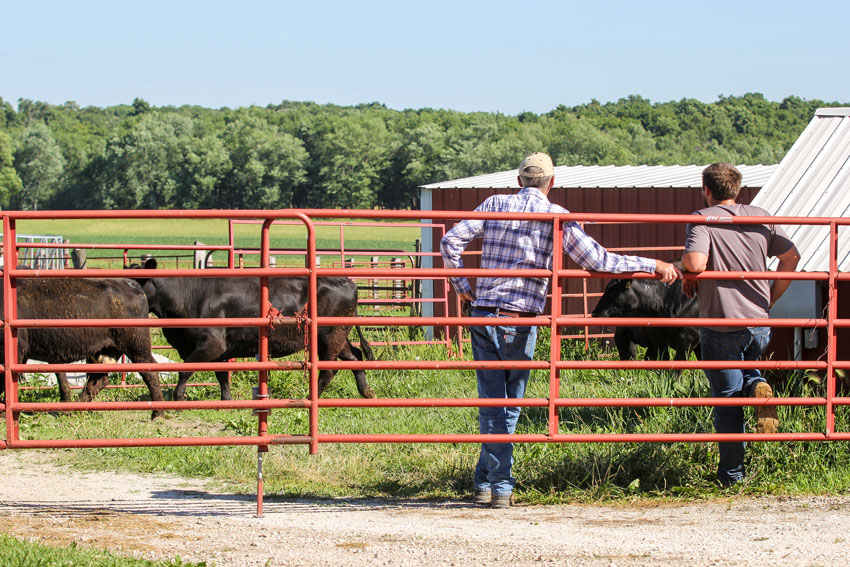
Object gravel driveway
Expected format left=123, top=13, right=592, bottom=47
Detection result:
left=1, top=451, right=848, bottom=566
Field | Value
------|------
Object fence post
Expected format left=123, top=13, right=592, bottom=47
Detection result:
left=71, top=249, right=87, bottom=269
left=371, top=255, right=380, bottom=310
left=392, top=257, right=405, bottom=300
left=412, top=240, right=422, bottom=317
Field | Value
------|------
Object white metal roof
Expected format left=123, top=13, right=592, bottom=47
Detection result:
left=750, top=107, right=850, bottom=272
left=421, top=164, right=777, bottom=190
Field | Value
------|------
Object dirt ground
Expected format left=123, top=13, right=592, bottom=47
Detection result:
left=1, top=450, right=849, bottom=567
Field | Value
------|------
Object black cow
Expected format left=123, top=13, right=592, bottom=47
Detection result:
left=0, top=278, right=165, bottom=418
left=130, top=258, right=375, bottom=401
left=591, top=278, right=700, bottom=361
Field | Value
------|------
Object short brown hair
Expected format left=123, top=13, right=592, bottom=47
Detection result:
left=702, top=162, right=742, bottom=201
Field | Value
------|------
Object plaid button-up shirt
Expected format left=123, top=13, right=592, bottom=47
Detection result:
left=440, top=187, right=656, bottom=314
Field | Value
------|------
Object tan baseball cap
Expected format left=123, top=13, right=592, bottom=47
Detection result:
left=519, top=152, right=554, bottom=178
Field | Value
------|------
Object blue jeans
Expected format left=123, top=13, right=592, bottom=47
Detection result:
left=700, top=327, right=771, bottom=486
left=469, top=308, right=538, bottom=496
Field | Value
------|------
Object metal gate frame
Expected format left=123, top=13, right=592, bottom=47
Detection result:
left=2, top=208, right=848, bottom=515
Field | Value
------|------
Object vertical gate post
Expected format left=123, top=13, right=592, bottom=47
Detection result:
left=581, top=278, right=591, bottom=351
left=825, top=221, right=838, bottom=436
left=2, top=216, right=19, bottom=447
left=548, top=217, right=564, bottom=438
left=256, top=219, right=274, bottom=517
left=227, top=218, right=235, bottom=269
left=303, top=216, right=319, bottom=456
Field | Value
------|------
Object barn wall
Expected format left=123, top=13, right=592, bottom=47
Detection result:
left=776, top=281, right=850, bottom=362
left=431, top=186, right=759, bottom=322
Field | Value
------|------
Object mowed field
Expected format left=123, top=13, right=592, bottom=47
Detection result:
left=15, top=217, right=422, bottom=268
left=4, top=215, right=850, bottom=509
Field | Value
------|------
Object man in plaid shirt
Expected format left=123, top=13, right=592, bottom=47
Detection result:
left=441, top=152, right=679, bottom=509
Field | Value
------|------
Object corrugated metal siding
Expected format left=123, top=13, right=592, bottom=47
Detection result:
left=423, top=164, right=777, bottom=190
left=751, top=108, right=850, bottom=272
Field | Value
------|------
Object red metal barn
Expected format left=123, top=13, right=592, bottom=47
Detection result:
left=419, top=164, right=774, bottom=330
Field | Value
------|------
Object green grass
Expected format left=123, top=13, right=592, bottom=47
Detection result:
left=14, top=217, right=421, bottom=268
left=0, top=534, right=205, bottom=567
left=6, top=329, right=850, bottom=504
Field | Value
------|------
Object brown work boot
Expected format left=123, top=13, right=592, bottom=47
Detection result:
left=753, top=381, right=778, bottom=434
left=472, top=489, right=491, bottom=508
left=490, top=493, right=512, bottom=509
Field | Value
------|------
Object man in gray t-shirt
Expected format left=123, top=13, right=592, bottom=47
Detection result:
left=682, top=163, right=800, bottom=487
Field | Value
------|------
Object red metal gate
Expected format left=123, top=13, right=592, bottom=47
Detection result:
left=2, top=208, right=848, bottom=514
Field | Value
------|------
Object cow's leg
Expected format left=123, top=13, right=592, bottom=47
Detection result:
left=316, top=326, right=352, bottom=397
left=172, top=370, right=196, bottom=402
left=136, top=369, right=165, bottom=419
left=338, top=340, right=375, bottom=398
left=645, top=345, right=666, bottom=360
left=316, top=368, right=339, bottom=397
left=55, top=372, right=73, bottom=403
left=122, top=348, right=166, bottom=420
left=614, top=328, right=637, bottom=360
left=172, top=335, right=228, bottom=401
left=314, top=326, right=376, bottom=398
left=78, top=372, right=109, bottom=402
left=214, top=370, right=232, bottom=401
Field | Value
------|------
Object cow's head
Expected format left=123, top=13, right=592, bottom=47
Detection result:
left=125, top=258, right=160, bottom=316
left=591, top=279, right=640, bottom=319
left=125, top=258, right=157, bottom=283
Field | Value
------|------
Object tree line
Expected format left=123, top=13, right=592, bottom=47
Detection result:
left=0, top=93, right=842, bottom=212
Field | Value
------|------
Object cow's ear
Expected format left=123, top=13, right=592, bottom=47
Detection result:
left=144, top=258, right=158, bottom=270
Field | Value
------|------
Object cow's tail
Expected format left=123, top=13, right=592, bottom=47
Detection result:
left=355, top=325, right=375, bottom=361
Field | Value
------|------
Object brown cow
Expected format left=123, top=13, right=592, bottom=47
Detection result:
left=0, top=278, right=165, bottom=419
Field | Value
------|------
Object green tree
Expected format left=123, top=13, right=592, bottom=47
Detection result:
left=220, top=114, right=308, bottom=209
left=97, top=112, right=194, bottom=208
left=13, top=122, right=65, bottom=210
left=131, top=97, right=151, bottom=116
left=0, top=95, right=840, bottom=210
left=0, top=131, right=23, bottom=208
left=174, top=134, right=231, bottom=208
left=301, top=111, right=394, bottom=209
left=0, top=97, right=16, bottom=130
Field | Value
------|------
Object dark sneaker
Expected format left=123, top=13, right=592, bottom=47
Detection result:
left=753, top=381, right=778, bottom=434
left=491, top=493, right=512, bottom=509
left=472, top=489, right=491, bottom=507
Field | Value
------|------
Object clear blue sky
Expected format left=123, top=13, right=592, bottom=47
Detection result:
left=2, top=0, right=848, bottom=115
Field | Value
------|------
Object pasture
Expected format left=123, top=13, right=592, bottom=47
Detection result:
left=3, top=219, right=850, bottom=504
left=15, top=218, right=421, bottom=269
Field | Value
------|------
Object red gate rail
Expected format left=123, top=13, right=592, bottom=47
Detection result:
left=2, top=208, right=848, bottom=515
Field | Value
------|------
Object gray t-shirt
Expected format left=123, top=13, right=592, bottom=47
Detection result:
left=685, top=204, right=794, bottom=331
